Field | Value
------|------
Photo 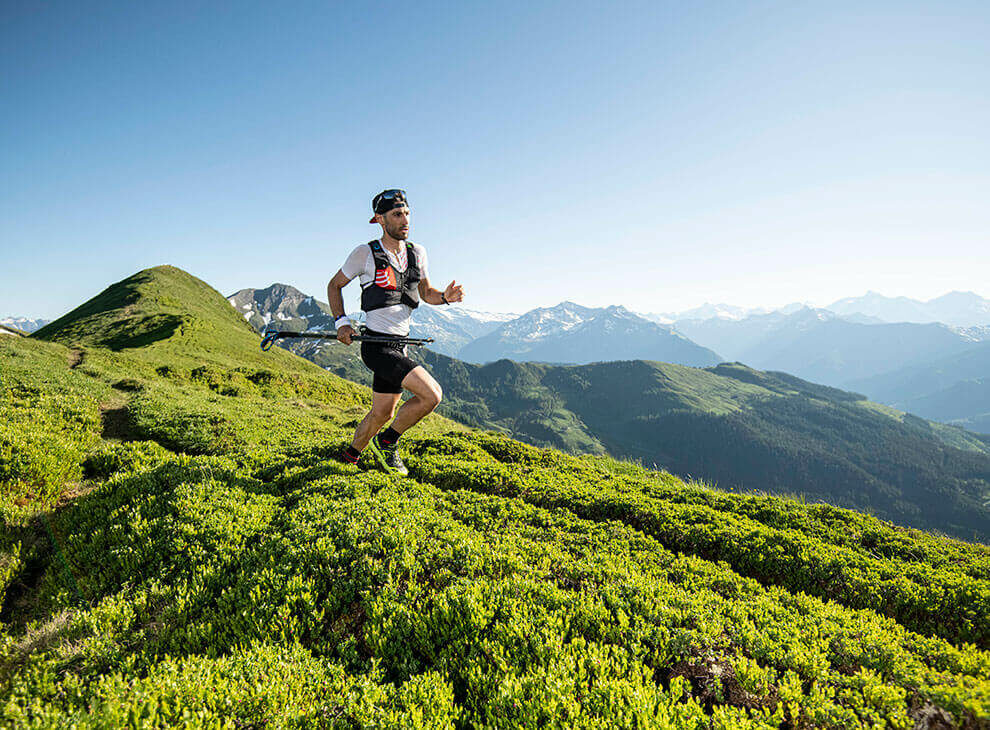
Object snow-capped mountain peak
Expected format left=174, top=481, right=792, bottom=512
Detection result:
left=457, top=301, right=723, bottom=366
left=0, top=316, right=50, bottom=334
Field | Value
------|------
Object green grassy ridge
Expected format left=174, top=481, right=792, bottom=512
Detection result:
left=3, top=265, right=990, bottom=726
left=407, top=433, right=990, bottom=648
left=19, top=265, right=463, bottom=466
left=34, top=266, right=329, bottom=376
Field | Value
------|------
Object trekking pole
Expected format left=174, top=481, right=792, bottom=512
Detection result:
left=260, top=329, right=434, bottom=351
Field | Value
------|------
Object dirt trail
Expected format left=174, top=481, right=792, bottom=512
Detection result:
left=100, top=405, right=135, bottom=440
left=67, top=349, right=84, bottom=369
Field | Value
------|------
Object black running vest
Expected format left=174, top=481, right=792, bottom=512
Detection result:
left=360, top=240, right=421, bottom=312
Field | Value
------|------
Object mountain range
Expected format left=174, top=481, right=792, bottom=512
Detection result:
left=676, top=307, right=984, bottom=386
left=228, top=286, right=723, bottom=368
left=674, top=307, right=990, bottom=434
left=848, top=341, right=990, bottom=434
left=222, top=285, right=990, bottom=434
left=644, top=290, right=990, bottom=327
left=233, top=284, right=990, bottom=541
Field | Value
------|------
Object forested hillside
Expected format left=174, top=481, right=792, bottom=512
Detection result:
left=1, top=266, right=988, bottom=728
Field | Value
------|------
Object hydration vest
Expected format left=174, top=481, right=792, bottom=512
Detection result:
left=360, top=239, right=421, bottom=312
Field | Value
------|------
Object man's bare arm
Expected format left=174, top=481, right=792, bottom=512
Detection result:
left=327, top=269, right=351, bottom=318
left=418, top=276, right=464, bottom=305
left=328, top=269, right=355, bottom=344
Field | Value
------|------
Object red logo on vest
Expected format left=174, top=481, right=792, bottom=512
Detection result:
left=374, top=267, right=398, bottom=290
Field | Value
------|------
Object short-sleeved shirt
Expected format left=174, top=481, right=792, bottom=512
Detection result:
left=340, top=240, right=429, bottom=335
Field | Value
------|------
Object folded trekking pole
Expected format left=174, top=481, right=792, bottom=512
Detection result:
left=260, top=328, right=434, bottom=351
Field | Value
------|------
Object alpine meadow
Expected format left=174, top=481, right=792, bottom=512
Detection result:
left=1, top=266, right=989, bottom=729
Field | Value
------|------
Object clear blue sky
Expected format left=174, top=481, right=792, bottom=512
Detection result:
left=3, top=0, right=988, bottom=319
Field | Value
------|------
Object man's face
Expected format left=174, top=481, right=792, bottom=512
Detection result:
left=379, top=206, right=410, bottom=240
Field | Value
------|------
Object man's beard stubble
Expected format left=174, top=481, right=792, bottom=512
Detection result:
left=387, top=222, right=408, bottom=241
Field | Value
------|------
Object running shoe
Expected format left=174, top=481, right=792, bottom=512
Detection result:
left=367, top=434, right=408, bottom=475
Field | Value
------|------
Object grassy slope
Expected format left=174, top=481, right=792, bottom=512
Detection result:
left=304, top=339, right=990, bottom=542
left=1, top=266, right=988, bottom=728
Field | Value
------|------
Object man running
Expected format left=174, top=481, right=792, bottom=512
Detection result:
left=328, top=189, right=464, bottom=474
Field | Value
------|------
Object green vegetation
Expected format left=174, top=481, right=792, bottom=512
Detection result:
left=1, top=266, right=988, bottom=727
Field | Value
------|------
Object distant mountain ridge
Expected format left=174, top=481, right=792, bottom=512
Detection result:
left=826, top=290, right=990, bottom=327
left=228, top=284, right=337, bottom=333
left=404, top=306, right=518, bottom=357
left=229, top=287, right=722, bottom=367
left=678, top=307, right=980, bottom=386
left=458, top=301, right=723, bottom=366
left=641, top=290, right=990, bottom=327
left=673, top=306, right=990, bottom=433
left=848, top=341, right=990, bottom=434
left=642, top=301, right=801, bottom=323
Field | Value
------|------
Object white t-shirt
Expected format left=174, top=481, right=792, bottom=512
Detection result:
left=339, top=240, right=429, bottom=335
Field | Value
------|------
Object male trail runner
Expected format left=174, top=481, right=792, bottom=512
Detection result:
left=328, top=189, right=464, bottom=474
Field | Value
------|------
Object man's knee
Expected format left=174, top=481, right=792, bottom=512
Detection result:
left=370, top=402, right=397, bottom=423
left=424, top=383, right=442, bottom=410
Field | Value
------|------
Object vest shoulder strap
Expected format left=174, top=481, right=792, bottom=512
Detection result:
left=368, top=240, right=390, bottom=267
left=367, top=240, right=418, bottom=276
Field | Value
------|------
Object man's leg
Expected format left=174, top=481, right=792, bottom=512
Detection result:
left=388, top=366, right=443, bottom=435
left=350, top=391, right=401, bottom=451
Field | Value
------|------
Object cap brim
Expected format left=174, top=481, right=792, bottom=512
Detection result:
left=369, top=215, right=377, bottom=224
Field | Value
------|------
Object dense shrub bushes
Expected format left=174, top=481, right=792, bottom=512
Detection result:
left=408, top=433, right=990, bottom=648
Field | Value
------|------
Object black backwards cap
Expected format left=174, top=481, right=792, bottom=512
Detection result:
left=369, top=189, right=408, bottom=223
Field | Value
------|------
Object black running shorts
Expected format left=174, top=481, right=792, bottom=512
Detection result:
left=360, top=329, right=419, bottom=394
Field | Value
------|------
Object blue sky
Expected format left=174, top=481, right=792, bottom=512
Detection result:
left=3, top=0, right=988, bottom=319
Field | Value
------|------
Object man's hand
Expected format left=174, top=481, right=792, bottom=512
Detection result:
left=444, top=280, right=465, bottom=303
left=337, top=324, right=355, bottom=345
